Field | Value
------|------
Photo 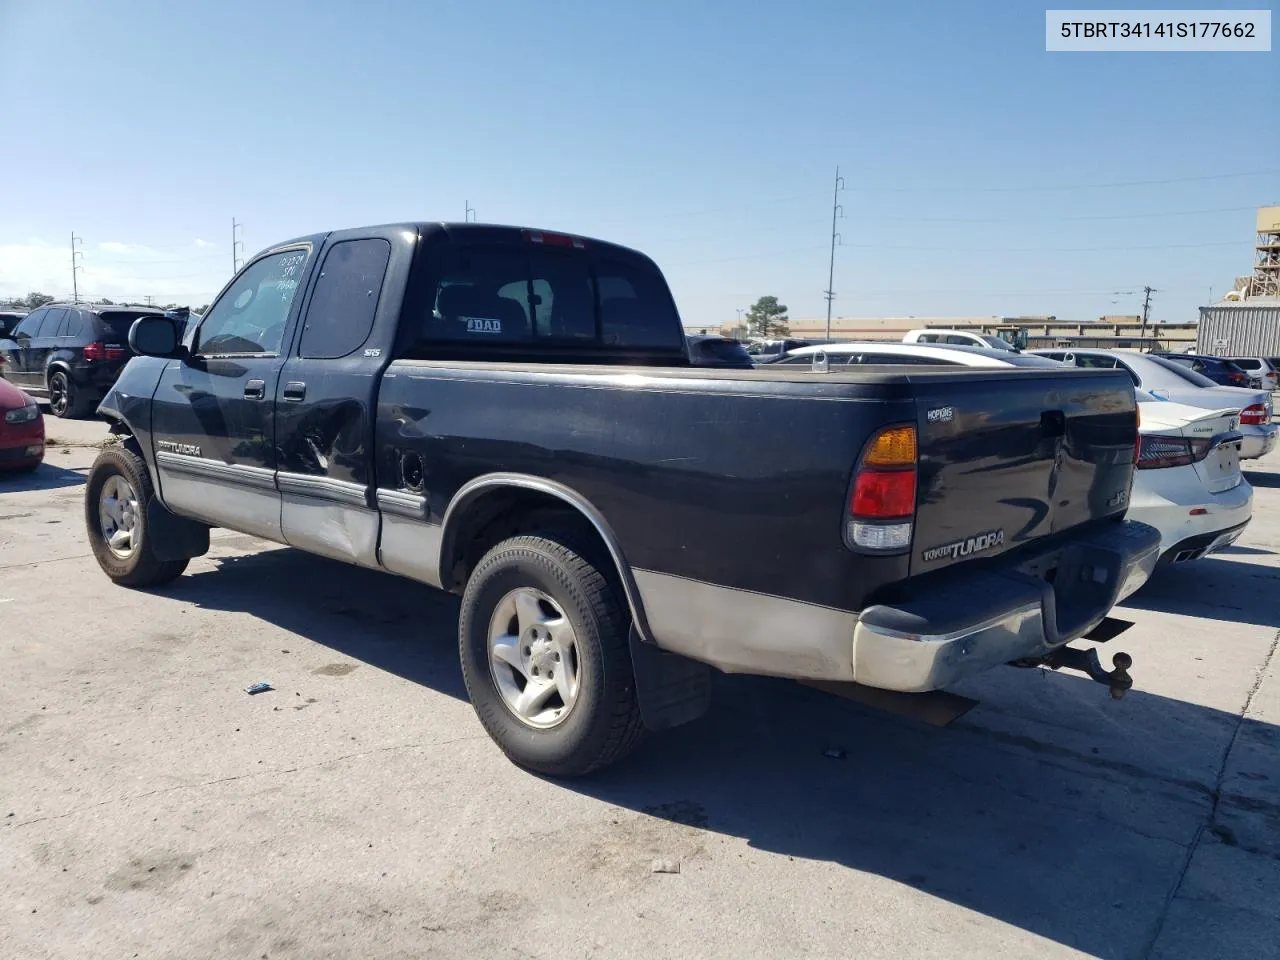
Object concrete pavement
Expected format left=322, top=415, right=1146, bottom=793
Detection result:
left=1, top=414, right=1277, bottom=959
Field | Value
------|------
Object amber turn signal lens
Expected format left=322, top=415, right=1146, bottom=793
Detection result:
left=861, top=425, right=917, bottom=467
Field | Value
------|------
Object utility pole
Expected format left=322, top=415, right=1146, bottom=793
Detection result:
left=1140, top=286, right=1156, bottom=348
left=465, top=201, right=476, bottom=223
left=71, top=232, right=84, bottom=304
left=144, top=295, right=154, bottom=306
left=232, top=218, right=244, bottom=272
left=823, top=166, right=845, bottom=338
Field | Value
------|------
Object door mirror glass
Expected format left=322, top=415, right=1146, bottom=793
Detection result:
left=129, top=316, right=181, bottom=357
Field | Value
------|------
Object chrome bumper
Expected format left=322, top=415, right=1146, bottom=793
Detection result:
left=850, top=521, right=1161, bottom=693
left=1239, top=423, right=1278, bottom=460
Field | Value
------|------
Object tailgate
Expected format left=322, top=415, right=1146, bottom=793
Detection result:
left=910, top=369, right=1137, bottom=575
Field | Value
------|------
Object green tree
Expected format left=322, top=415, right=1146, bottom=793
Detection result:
left=745, top=296, right=789, bottom=338
left=22, top=292, right=54, bottom=309
left=99, top=298, right=115, bottom=305
left=195, top=304, right=209, bottom=315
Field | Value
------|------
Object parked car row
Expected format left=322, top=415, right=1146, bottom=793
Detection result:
left=772, top=340, right=1269, bottom=570
left=0, top=302, right=166, bottom=417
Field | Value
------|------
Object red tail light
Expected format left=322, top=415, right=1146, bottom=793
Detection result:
left=1137, top=434, right=1212, bottom=469
left=1240, top=403, right=1267, bottom=425
left=846, top=424, right=917, bottom=552
left=83, top=341, right=126, bottom=362
left=1230, top=372, right=1246, bottom=385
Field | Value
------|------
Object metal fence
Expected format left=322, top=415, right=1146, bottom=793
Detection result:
left=1197, top=302, right=1280, bottom=356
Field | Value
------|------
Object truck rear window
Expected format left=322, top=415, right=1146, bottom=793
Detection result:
left=415, top=246, right=683, bottom=352
left=100, top=311, right=156, bottom=342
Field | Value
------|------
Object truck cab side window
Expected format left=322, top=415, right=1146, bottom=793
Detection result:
left=195, top=249, right=308, bottom=356
left=299, top=239, right=391, bottom=359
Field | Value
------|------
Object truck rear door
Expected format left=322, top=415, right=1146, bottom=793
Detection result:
left=908, top=368, right=1137, bottom=575
left=275, top=228, right=408, bottom=567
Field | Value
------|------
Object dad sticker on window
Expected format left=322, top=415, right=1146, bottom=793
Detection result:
left=465, top=317, right=502, bottom=335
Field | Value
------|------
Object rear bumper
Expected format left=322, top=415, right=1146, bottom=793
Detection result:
left=1128, top=472, right=1252, bottom=558
left=850, top=521, right=1161, bottom=693
left=1239, top=423, right=1277, bottom=460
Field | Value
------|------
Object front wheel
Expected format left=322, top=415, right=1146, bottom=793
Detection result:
left=458, top=534, right=644, bottom=777
left=85, top=446, right=188, bottom=587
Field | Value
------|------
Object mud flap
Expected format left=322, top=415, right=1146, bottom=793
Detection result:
left=629, top=626, right=711, bottom=731
left=146, top=500, right=210, bottom=561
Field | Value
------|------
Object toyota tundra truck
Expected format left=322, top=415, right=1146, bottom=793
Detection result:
left=83, top=221, right=1160, bottom=776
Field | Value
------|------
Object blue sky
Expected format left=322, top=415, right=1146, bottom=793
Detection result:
left=0, top=0, right=1275, bottom=324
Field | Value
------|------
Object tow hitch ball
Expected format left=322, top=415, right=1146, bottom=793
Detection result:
left=1011, top=617, right=1135, bottom=699
left=1038, top=646, right=1134, bottom=699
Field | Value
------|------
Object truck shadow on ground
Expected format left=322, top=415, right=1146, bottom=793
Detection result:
left=173, top=547, right=468, bottom=701
left=174, top=547, right=1280, bottom=960
left=0, top=462, right=86, bottom=493
left=1244, top=469, right=1280, bottom=489
left=1121, top=553, right=1280, bottom=628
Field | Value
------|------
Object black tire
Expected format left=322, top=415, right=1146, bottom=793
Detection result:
left=48, top=370, right=93, bottom=419
left=459, top=534, right=645, bottom=777
left=85, top=445, right=188, bottom=587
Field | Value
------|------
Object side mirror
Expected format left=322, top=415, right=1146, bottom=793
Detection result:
left=128, top=316, right=185, bottom=359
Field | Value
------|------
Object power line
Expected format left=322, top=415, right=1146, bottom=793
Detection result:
left=824, top=166, right=844, bottom=338
left=232, top=218, right=244, bottom=273
left=1140, top=286, right=1157, bottom=342
left=916, top=205, right=1259, bottom=224
left=667, top=237, right=1246, bottom=268
left=70, top=232, right=84, bottom=304
left=846, top=168, right=1280, bottom=194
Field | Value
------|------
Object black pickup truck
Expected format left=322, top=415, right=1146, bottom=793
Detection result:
left=84, top=222, right=1160, bottom=776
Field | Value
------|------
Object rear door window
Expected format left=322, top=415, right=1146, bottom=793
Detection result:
left=1233, top=358, right=1261, bottom=370
left=1075, top=354, right=1119, bottom=369
left=101, top=311, right=159, bottom=343
left=36, top=308, right=67, bottom=337
left=299, top=238, right=392, bottom=359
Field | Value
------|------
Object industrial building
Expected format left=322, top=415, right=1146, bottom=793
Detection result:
left=1196, top=207, right=1280, bottom=356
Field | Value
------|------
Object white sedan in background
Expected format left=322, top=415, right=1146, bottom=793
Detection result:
left=1130, top=391, right=1252, bottom=565
left=774, top=343, right=1253, bottom=568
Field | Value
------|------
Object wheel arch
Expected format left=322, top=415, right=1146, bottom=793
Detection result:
left=45, top=358, right=73, bottom=383
left=439, top=473, right=655, bottom=643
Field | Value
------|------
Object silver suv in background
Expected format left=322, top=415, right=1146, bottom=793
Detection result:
left=1229, top=357, right=1279, bottom=391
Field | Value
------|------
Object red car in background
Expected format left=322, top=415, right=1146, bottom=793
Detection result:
left=0, top=376, right=44, bottom=472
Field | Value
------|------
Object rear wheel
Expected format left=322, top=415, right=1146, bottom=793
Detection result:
left=458, top=533, right=644, bottom=777
left=85, top=446, right=188, bottom=587
left=48, top=370, right=93, bottom=419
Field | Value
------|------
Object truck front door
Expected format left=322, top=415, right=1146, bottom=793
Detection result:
left=274, top=234, right=397, bottom=567
left=150, top=245, right=313, bottom=540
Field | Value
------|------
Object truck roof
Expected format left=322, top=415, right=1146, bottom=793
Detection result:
left=264, top=222, right=657, bottom=267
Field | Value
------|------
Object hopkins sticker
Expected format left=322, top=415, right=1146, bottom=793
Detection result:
left=465, top=317, right=503, bottom=335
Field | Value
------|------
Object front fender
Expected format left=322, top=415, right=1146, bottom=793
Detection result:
left=96, top=356, right=171, bottom=483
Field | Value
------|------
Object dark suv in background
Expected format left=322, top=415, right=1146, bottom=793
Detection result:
left=1152, top=352, right=1251, bottom=388
left=0, top=303, right=164, bottom=417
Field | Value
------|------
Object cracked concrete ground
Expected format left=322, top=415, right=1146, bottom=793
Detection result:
left=2, top=414, right=1278, bottom=959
